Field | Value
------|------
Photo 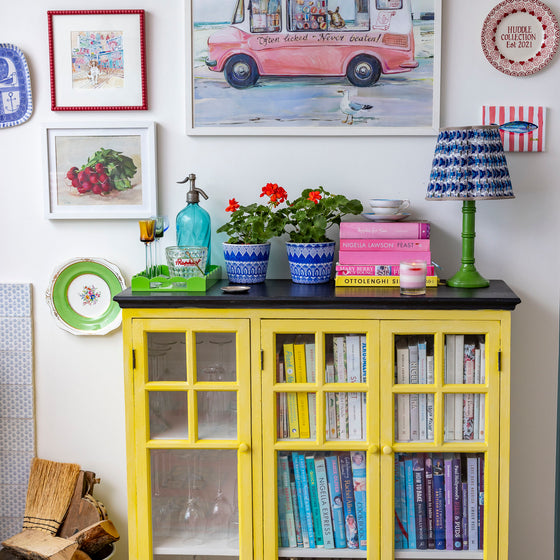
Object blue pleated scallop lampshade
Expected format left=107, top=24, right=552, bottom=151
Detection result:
left=426, top=125, right=515, bottom=200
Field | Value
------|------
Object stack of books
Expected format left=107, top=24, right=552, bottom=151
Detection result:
left=335, top=221, right=437, bottom=287
left=394, top=452, right=484, bottom=552
left=277, top=450, right=367, bottom=551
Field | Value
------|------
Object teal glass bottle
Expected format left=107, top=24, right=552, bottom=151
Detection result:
left=176, top=174, right=211, bottom=270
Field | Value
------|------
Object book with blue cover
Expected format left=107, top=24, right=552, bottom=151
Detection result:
left=412, top=454, right=427, bottom=549
left=404, top=455, right=417, bottom=549
left=297, top=453, right=316, bottom=548
left=291, top=452, right=310, bottom=547
left=424, top=454, right=435, bottom=549
left=350, top=451, right=367, bottom=550
left=324, top=454, right=346, bottom=548
left=432, top=455, right=446, bottom=550
left=396, top=455, right=409, bottom=548
left=338, top=452, right=359, bottom=549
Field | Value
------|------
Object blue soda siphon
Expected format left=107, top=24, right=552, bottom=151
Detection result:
left=176, top=173, right=211, bottom=271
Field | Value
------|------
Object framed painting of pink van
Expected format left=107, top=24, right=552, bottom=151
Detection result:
left=187, top=0, right=441, bottom=135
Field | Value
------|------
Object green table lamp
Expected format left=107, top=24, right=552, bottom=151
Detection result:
left=426, top=125, right=515, bottom=288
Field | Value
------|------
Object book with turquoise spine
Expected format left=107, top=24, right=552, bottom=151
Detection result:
left=296, top=453, right=316, bottom=548
left=291, top=452, right=310, bottom=547
left=404, top=455, right=417, bottom=549
left=314, top=455, right=335, bottom=549
left=325, top=454, right=346, bottom=548
left=278, top=454, right=297, bottom=547
left=305, top=455, right=324, bottom=547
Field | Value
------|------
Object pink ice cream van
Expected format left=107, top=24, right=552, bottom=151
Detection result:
left=205, top=0, right=419, bottom=88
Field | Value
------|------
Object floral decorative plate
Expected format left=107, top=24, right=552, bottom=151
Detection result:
left=46, top=258, right=126, bottom=336
left=481, top=0, right=560, bottom=76
left=0, top=43, right=33, bottom=128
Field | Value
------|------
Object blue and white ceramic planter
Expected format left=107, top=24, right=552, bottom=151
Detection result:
left=286, top=241, right=336, bottom=284
left=223, top=242, right=271, bottom=284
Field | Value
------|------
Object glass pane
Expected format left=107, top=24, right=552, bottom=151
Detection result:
left=196, top=333, right=237, bottom=382
left=394, top=453, right=485, bottom=552
left=149, top=392, right=188, bottom=439
left=148, top=332, right=186, bottom=382
left=445, top=335, right=486, bottom=386
left=395, top=393, right=434, bottom=442
left=444, top=394, right=485, bottom=442
left=325, top=392, right=366, bottom=441
left=277, top=450, right=367, bottom=551
left=277, top=391, right=316, bottom=440
left=151, top=449, right=239, bottom=558
left=395, top=335, right=435, bottom=385
left=197, top=391, right=237, bottom=439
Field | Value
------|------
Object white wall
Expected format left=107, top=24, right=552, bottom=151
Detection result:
left=2, top=1, right=559, bottom=558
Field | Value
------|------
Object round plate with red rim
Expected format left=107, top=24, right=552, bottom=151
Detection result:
left=481, top=0, right=560, bottom=76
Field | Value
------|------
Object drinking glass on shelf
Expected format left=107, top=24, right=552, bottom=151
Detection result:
left=153, top=215, right=169, bottom=275
left=139, top=218, right=156, bottom=278
left=208, top=455, right=233, bottom=538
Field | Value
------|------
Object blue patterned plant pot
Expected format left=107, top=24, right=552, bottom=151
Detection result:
left=286, top=242, right=336, bottom=284
left=223, top=243, right=271, bottom=284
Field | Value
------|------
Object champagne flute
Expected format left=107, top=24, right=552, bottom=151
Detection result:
left=139, top=218, right=156, bottom=278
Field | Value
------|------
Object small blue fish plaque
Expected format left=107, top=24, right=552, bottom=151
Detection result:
left=0, top=44, right=32, bottom=128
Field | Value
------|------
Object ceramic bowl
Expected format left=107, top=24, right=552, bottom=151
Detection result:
left=165, top=246, right=208, bottom=278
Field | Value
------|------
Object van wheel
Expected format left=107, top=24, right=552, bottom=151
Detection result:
left=346, top=55, right=381, bottom=87
left=224, top=55, right=259, bottom=88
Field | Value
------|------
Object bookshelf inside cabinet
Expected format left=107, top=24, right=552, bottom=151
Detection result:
left=115, top=279, right=519, bottom=560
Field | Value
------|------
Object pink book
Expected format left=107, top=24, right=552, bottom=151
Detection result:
left=336, top=263, right=435, bottom=276
left=340, top=221, right=430, bottom=239
left=338, top=250, right=432, bottom=265
left=340, top=239, right=430, bottom=251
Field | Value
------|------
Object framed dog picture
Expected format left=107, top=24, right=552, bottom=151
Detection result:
left=48, top=10, right=147, bottom=111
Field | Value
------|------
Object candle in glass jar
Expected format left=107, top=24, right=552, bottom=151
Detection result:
left=400, top=261, right=427, bottom=295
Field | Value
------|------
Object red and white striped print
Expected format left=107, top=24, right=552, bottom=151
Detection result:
left=482, top=105, right=545, bottom=152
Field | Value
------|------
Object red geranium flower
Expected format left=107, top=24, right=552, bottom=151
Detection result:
left=308, top=190, right=322, bottom=204
left=226, top=198, right=240, bottom=212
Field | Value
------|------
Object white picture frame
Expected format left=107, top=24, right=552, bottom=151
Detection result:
left=43, top=122, right=157, bottom=220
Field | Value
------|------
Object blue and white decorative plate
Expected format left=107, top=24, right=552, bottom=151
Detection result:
left=0, top=44, right=32, bottom=128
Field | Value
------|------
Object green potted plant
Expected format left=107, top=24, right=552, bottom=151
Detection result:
left=279, top=186, right=363, bottom=284
left=216, top=183, right=287, bottom=283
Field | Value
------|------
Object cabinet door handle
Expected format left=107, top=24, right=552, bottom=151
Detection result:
left=368, top=445, right=378, bottom=455
left=382, top=445, right=393, bottom=455
left=239, top=442, right=250, bottom=453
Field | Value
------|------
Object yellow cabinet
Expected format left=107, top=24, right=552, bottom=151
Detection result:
left=116, top=280, right=519, bottom=560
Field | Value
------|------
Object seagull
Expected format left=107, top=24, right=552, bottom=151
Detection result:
left=338, top=89, right=373, bottom=124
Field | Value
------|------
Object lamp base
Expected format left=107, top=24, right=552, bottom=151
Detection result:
left=447, top=265, right=490, bottom=289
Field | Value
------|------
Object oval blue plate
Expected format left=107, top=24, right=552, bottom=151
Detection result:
left=0, top=43, right=32, bottom=128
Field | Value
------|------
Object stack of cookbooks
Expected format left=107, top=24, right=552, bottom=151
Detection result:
left=335, top=221, right=438, bottom=287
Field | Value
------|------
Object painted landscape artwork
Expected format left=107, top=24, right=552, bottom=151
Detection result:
left=482, top=105, right=546, bottom=152
left=190, top=0, right=439, bottom=133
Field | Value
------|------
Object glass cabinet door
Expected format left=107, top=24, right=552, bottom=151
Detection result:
left=261, top=319, right=379, bottom=559
left=132, top=318, right=252, bottom=560
left=379, top=321, right=501, bottom=560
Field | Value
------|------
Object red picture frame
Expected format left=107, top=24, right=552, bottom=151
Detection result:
left=48, top=10, right=147, bottom=111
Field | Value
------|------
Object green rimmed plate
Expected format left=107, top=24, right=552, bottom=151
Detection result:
left=46, top=257, right=126, bottom=335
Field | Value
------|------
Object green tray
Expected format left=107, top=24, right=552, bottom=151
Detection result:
left=131, top=265, right=222, bottom=292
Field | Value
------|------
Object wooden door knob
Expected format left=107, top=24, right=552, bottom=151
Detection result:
left=382, top=445, right=393, bottom=455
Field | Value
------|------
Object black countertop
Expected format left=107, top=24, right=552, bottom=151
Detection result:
left=114, top=279, right=521, bottom=311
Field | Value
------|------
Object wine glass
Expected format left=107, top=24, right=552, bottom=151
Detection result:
left=182, top=454, right=207, bottom=543
left=153, top=215, right=169, bottom=275
left=208, top=453, right=233, bottom=539
left=139, top=218, right=156, bottom=278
